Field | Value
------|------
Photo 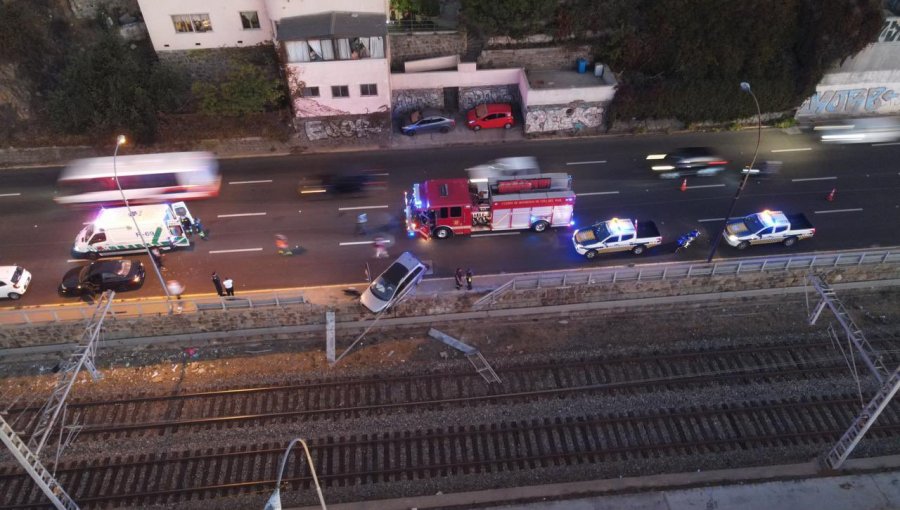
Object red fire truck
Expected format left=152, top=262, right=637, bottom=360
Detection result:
left=403, top=173, right=576, bottom=239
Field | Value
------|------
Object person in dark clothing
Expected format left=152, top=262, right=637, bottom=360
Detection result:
left=194, top=218, right=207, bottom=240
left=466, top=268, right=473, bottom=290
left=455, top=268, right=464, bottom=290
left=150, top=247, right=164, bottom=270
left=211, top=272, right=224, bottom=296
left=180, top=216, right=193, bottom=236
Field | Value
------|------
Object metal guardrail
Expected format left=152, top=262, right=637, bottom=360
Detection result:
left=474, top=248, right=900, bottom=307
left=0, top=291, right=307, bottom=326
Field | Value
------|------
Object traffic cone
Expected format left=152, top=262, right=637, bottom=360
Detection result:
left=826, top=188, right=836, bottom=202
left=680, top=179, right=688, bottom=192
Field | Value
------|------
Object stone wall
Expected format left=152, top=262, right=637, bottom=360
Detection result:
left=525, top=101, right=608, bottom=135
left=392, top=88, right=444, bottom=118
left=68, top=0, right=139, bottom=19
left=0, top=146, right=100, bottom=168
left=293, top=112, right=392, bottom=149
left=459, top=85, right=520, bottom=112
left=156, top=45, right=280, bottom=85
left=479, top=46, right=593, bottom=71
left=2, top=263, right=896, bottom=350
left=389, top=32, right=466, bottom=71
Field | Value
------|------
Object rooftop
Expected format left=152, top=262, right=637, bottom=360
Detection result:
left=526, top=67, right=615, bottom=90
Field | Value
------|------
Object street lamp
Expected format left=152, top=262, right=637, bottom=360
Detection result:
left=264, top=438, right=327, bottom=510
left=706, top=82, right=762, bottom=263
left=112, top=135, right=172, bottom=306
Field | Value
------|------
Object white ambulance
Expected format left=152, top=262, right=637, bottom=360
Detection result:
left=73, top=202, right=194, bottom=259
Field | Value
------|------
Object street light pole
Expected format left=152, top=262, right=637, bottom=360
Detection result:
left=264, top=438, right=327, bottom=510
left=706, top=82, right=762, bottom=263
left=112, top=135, right=172, bottom=307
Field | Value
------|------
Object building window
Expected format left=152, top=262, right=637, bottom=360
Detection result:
left=301, top=87, right=320, bottom=98
left=331, top=86, right=350, bottom=98
left=284, top=37, right=385, bottom=63
left=172, top=14, right=212, bottom=33
left=360, top=84, right=378, bottom=96
left=240, top=11, right=260, bottom=30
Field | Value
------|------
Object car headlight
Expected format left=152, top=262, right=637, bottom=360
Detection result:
left=726, top=234, right=738, bottom=242
left=651, top=165, right=675, bottom=171
left=133, top=275, right=141, bottom=282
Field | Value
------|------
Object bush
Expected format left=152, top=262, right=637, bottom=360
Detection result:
left=192, top=63, right=284, bottom=117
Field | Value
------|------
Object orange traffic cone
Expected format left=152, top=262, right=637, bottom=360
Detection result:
left=680, top=179, right=688, bottom=192
left=826, top=188, right=836, bottom=202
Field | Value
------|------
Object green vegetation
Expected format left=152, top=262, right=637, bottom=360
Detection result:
left=47, top=32, right=189, bottom=143
left=192, top=63, right=284, bottom=117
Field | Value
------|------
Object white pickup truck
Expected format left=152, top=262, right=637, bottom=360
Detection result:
left=572, top=218, right=662, bottom=259
left=724, top=210, right=815, bottom=250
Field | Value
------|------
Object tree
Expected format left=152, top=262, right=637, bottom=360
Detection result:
left=192, top=63, right=284, bottom=117
left=462, top=0, right=558, bottom=38
left=47, top=32, right=188, bottom=143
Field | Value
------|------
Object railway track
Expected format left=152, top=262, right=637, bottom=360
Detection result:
left=1, top=394, right=899, bottom=508
left=5, top=336, right=899, bottom=440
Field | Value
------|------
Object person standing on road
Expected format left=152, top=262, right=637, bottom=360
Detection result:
left=223, top=276, right=235, bottom=296
left=211, top=272, right=224, bottom=296
left=150, top=247, right=165, bottom=270
left=373, top=236, right=389, bottom=258
left=455, top=268, right=464, bottom=290
left=466, top=268, right=473, bottom=291
left=356, top=213, right=368, bottom=236
left=180, top=215, right=193, bottom=236
left=166, top=279, right=184, bottom=312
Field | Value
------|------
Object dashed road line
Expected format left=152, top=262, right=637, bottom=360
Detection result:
left=814, top=208, right=863, bottom=214
left=792, top=176, right=837, bottom=182
left=872, top=142, right=900, bottom=146
left=471, top=232, right=521, bottom=237
left=229, top=180, right=273, bottom=185
left=698, top=218, right=725, bottom=223
left=685, top=184, right=726, bottom=189
left=209, top=248, right=264, bottom=254
left=370, top=172, right=390, bottom=177
left=771, top=147, right=812, bottom=153
left=338, top=205, right=389, bottom=211
left=217, top=212, right=267, bottom=218
left=566, top=160, right=607, bottom=166
left=0, top=193, right=21, bottom=197
left=578, top=191, right=620, bottom=196
left=340, top=240, right=385, bottom=246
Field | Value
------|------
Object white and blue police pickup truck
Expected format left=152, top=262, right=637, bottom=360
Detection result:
left=572, top=218, right=662, bottom=259
left=724, top=210, right=815, bottom=250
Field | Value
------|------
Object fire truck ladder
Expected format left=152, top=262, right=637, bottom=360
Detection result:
left=0, top=416, right=79, bottom=510
left=28, top=291, right=113, bottom=455
left=806, top=275, right=898, bottom=470
left=428, top=328, right=501, bottom=384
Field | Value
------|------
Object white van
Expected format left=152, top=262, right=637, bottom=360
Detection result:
left=73, top=202, right=194, bottom=259
left=0, top=266, right=31, bottom=300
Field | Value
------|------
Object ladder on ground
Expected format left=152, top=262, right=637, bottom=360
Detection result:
left=824, top=366, right=900, bottom=470
left=466, top=351, right=502, bottom=384
left=0, top=417, right=79, bottom=509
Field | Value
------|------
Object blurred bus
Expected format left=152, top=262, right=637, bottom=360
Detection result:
left=55, top=151, right=220, bottom=205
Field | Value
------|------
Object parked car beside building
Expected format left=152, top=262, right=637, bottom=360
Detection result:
left=466, top=103, right=514, bottom=131
left=401, top=110, right=456, bottom=136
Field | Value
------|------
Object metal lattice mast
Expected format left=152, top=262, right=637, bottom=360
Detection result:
left=0, top=416, right=79, bottom=509
left=28, top=291, right=113, bottom=455
left=807, top=274, right=888, bottom=382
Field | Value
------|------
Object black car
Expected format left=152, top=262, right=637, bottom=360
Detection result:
left=59, top=259, right=146, bottom=296
left=297, top=172, right=376, bottom=197
left=647, top=147, right=728, bottom=178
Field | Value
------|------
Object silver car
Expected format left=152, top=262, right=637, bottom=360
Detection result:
left=360, top=252, right=427, bottom=313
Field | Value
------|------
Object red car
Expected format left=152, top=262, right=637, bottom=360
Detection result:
left=466, top=103, right=514, bottom=131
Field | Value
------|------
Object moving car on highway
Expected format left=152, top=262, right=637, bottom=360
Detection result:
left=0, top=265, right=31, bottom=300
left=361, top=252, right=427, bottom=313
left=59, top=259, right=146, bottom=297
left=646, top=147, right=728, bottom=179
left=401, top=109, right=456, bottom=136
left=297, top=172, right=376, bottom=197
left=466, top=103, right=514, bottom=131
left=724, top=210, right=815, bottom=250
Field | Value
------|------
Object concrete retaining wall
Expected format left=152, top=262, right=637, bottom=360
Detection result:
left=1, top=264, right=897, bottom=351
left=479, top=46, right=593, bottom=71
left=389, top=32, right=465, bottom=71
left=292, top=112, right=392, bottom=149
left=156, top=45, right=280, bottom=85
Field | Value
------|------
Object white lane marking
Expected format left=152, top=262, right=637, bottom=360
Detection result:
left=791, top=176, right=837, bottom=182
left=685, top=184, right=726, bottom=189
left=338, top=205, right=389, bottom=211
left=370, top=172, right=390, bottom=176
left=872, top=142, right=900, bottom=146
left=0, top=193, right=21, bottom=197
left=229, top=179, right=273, bottom=185
left=299, top=189, right=327, bottom=194
left=217, top=212, right=267, bottom=218
left=209, top=248, right=264, bottom=254
left=567, top=160, right=607, bottom=166
left=471, top=232, right=521, bottom=237
left=578, top=191, right=619, bottom=196
left=698, top=218, right=725, bottom=223
left=66, top=259, right=83, bottom=263
left=771, top=147, right=812, bottom=153
left=339, top=240, right=391, bottom=246
left=814, top=208, right=863, bottom=214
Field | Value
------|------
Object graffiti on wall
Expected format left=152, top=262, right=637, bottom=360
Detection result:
left=797, top=87, right=899, bottom=116
left=392, top=90, right=442, bottom=117
left=459, top=87, right=516, bottom=111
left=304, top=118, right=385, bottom=141
left=525, top=105, right=605, bottom=134
left=879, top=18, right=900, bottom=42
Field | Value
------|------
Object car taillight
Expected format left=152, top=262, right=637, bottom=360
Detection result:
left=710, top=160, right=728, bottom=165
left=811, top=228, right=816, bottom=235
